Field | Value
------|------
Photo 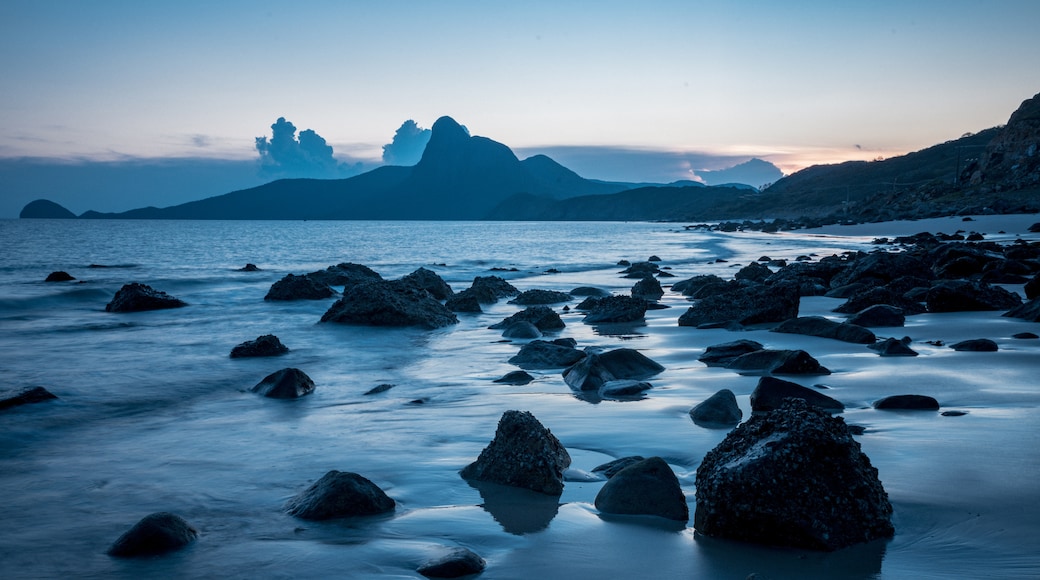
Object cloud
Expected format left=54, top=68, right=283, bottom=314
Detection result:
left=515, top=145, right=763, bottom=184
left=381, top=119, right=431, bottom=166
left=255, top=117, right=362, bottom=179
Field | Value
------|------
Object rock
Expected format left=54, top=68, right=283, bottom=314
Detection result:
left=398, top=267, right=453, bottom=300
left=689, top=389, right=742, bottom=427
left=364, top=384, right=394, bottom=395
left=581, top=295, right=648, bottom=324
left=594, top=457, right=688, bottom=521
left=489, top=306, right=564, bottom=332
left=678, top=283, right=800, bottom=327
left=460, top=410, right=571, bottom=495
left=237, top=263, right=261, bottom=272
left=509, top=289, right=572, bottom=305
left=320, top=280, right=459, bottom=329
left=265, top=273, right=335, bottom=301
left=229, top=334, right=289, bottom=358
left=107, top=512, right=198, bottom=557
left=698, top=339, right=764, bottom=366
left=621, top=261, right=660, bottom=278
left=105, top=282, right=187, bottom=312
left=508, top=340, right=584, bottom=369
left=250, top=368, right=315, bottom=398
left=0, top=386, right=58, bottom=410
left=734, top=262, right=772, bottom=283
left=494, top=370, right=535, bottom=385
left=305, top=262, right=383, bottom=288
left=570, top=286, right=610, bottom=297
left=592, top=456, right=646, bottom=478
left=465, top=275, right=520, bottom=303
left=671, top=274, right=726, bottom=297
left=444, top=290, right=482, bottom=313
left=726, top=349, right=830, bottom=375
left=1004, top=298, right=1040, bottom=322
left=950, top=338, right=998, bottom=352
left=832, top=287, right=925, bottom=315
left=45, top=271, right=75, bottom=282
left=873, top=395, right=940, bottom=410
left=648, top=255, right=662, bottom=262
left=285, top=470, right=395, bottom=520
left=868, top=337, right=919, bottom=357
left=563, top=348, right=664, bottom=391
left=847, top=304, right=905, bottom=327
left=694, top=399, right=893, bottom=551
left=925, top=280, right=1022, bottom=312
left=600, top=380, right=653, bottom=398
left=631, top=276, right=664, bottom=301
left=1026, top=273, right=1040, bottom=300
left=829, top=251, right=930, bottom=289
left=20, top=199, right=77, bottom=219
left=1012, top=332, right=1039, bottom=339
left=749, top=376, right=844, bottom=412
left=501, top=321, right=542, bottom=339
left=417, top=547, right=487, bottom=578
left=771, top=316, right=876, bottom=344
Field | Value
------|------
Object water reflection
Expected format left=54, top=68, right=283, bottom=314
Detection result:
left=695, top=532, right=886, bottom=579
left=466, top=480, right=560, bottom=535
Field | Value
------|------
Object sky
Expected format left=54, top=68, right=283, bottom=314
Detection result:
left=1, top=1, right=1039, bottom=215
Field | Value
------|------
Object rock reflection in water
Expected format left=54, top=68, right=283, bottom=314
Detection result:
left=467, top=480, right=561, bottom=535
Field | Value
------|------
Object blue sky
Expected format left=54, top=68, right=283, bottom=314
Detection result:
left=1, top=0, right=1038, bottom=183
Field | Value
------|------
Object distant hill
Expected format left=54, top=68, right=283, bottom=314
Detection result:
left=20, top=199, right=77, bottom=219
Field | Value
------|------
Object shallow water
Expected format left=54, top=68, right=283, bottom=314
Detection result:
left=1, top=218, right=1038, bottom=579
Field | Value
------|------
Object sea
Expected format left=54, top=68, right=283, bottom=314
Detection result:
left=1, top=218, right=1038, bottom=579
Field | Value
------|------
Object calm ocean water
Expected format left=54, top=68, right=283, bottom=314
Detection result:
left=1, top=219, right=1037, bottom=579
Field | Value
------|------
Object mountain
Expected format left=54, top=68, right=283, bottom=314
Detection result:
left=19, top=199, right=77, bottom=219
left=695, top=158, right=784, bottom=188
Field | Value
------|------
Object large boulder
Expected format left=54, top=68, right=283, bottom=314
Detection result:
left=698, top=339, right=764, bottom=366
left=694, top=398, right=894, bottom=551
left=847, top=304, right=905, bottom=327
left=563, top=348, right=665, bottom=391
left=734, top=262, right=772, bottom=283
left=508, top=340, right=585, bottom=369
left=107, top=512, right=198, bottom=557
left=671, top=274, right=726, bottom=297
left=771, top=316, right=876, bottom=344
left=464, top=275, right=519, bottom=303
left=508, top=289, right=572, bottom=305
left=829, top=251, right=930, bottom=289
left=581, top=295, right=648, bottom=324
left=460, top=410, right=571, bottom=495
left=489, top=306, right=564, bottom=332
left=417, top=547, right=487, bottom=578
left=594, top=457, right=688, bottom=521
left=925, top=280, right=1022, bottom=312
left=250, top=368, right=315, bottom=399
left=320, top=280, right=459, bottom=329
left=750, top=376, right=844, bottom=413
left=689, top=389, right=742, bottom=427
left=306, top=262, right=383, bottom=288
left=265, top=273, right=336, bottom=301
left=726, top=349, right=830, bottom=375
left=105, top=282, right=187, bottom=312
left=229, top=334, right=289, bottom=358
left=398, top=267, right=453, bottom=300
left=1025, top=273, right=1040, bottom=300
left=0, top=386, right=58, bottom=410
left=284, top=470, right=395, bottom=520
left=678, top=283, right=799, bottom=327
left=631, top=276, right=664, bottom=301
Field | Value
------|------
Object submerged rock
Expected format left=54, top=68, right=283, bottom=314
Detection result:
left=250, top=368, right=315, bottom=398
left=460, top=410, right=571, bottom=495
left=695, top=399, right=893, bottom=551
left=599, top=379, right=653, bottom=398
left=508, top=340, right=584, bottom=369
left=320, top=280, right=458, bottom=329
left=563, top=348, right=665, bottom=391
left=285, top=470, right=395, bottom=520
left=950, top=338, right=999, bottom=352
left=689, top=389, right=742, bottom=427
left=107, top=512, right=198, bottom=557
left=594, top=457, right=688, bottom=521
left=265, top=273, right=336, bottom=301
left=873, top=395, right=940, bottom=410
left=726, top=349, right=831, bottom=375
left=105, top=282, right=187, bottom=312
left=750, top=376, right=844, bottom=413
left=417, top=547, right=487, bottom=578
left=45, top=271, right=75, bottom=282
left=698, top=339, right=764, bottom=366
left=867, top=337, right=919, bottom=357
left=229, top=334, right=289, bottom=358
left=494, top=370, right=535, bottom=385
left=772, top=316, right=876, bottom=344
left=0, top=386, right=58, bottom=410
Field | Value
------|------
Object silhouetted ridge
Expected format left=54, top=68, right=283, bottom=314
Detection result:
left=20, top=199, right=76, bottom=219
